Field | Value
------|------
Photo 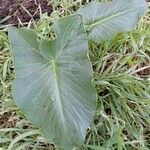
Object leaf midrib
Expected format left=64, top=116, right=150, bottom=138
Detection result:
left=51, top=59, right=66, bottom=130
left=88, top=7, right=138, bottom=29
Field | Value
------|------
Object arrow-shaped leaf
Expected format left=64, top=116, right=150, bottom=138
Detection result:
left=8, top=15, right=97, bottom=149
left=77, top=0, right=148, bottom=42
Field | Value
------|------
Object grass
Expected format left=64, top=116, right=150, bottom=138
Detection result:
left=0, top=1, right=150, bottom=150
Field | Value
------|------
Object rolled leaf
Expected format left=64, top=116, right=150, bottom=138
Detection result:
left=77, top=0, right=148, bottom=42
left=8, top=15, right=97, bottom=149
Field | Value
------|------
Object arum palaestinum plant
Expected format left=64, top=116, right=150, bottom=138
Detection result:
left=8, top=0, right=148, bottom=149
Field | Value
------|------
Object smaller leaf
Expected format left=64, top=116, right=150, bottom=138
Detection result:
left=77, top=0, right=148, bottom=42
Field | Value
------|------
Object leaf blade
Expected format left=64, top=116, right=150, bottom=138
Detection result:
left=9, top=15, right=97, bottom=148
left=77, top=0, right=148, bottom=42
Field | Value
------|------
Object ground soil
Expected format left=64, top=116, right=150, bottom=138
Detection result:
left=0, top=111, right=17, bottom=128
left=0, top=0, right=53, bottom=25
left=137, top=62, right=150, bottom=77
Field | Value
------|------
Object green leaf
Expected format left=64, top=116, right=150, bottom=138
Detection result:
left=8, top=15, right=97, bottom=149
left=77, top=0, right=148, bottom=42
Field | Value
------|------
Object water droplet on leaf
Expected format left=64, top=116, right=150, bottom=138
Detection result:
left=64, top=93, right=68, bottom=96
left=51, top=97, right=55, bottom=102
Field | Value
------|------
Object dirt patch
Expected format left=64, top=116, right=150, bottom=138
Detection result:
left=0, top=0, right=53, bottom=25
left=0, top=111, right=17, bottom=128
left=137, top=62, right=150, bottom=78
